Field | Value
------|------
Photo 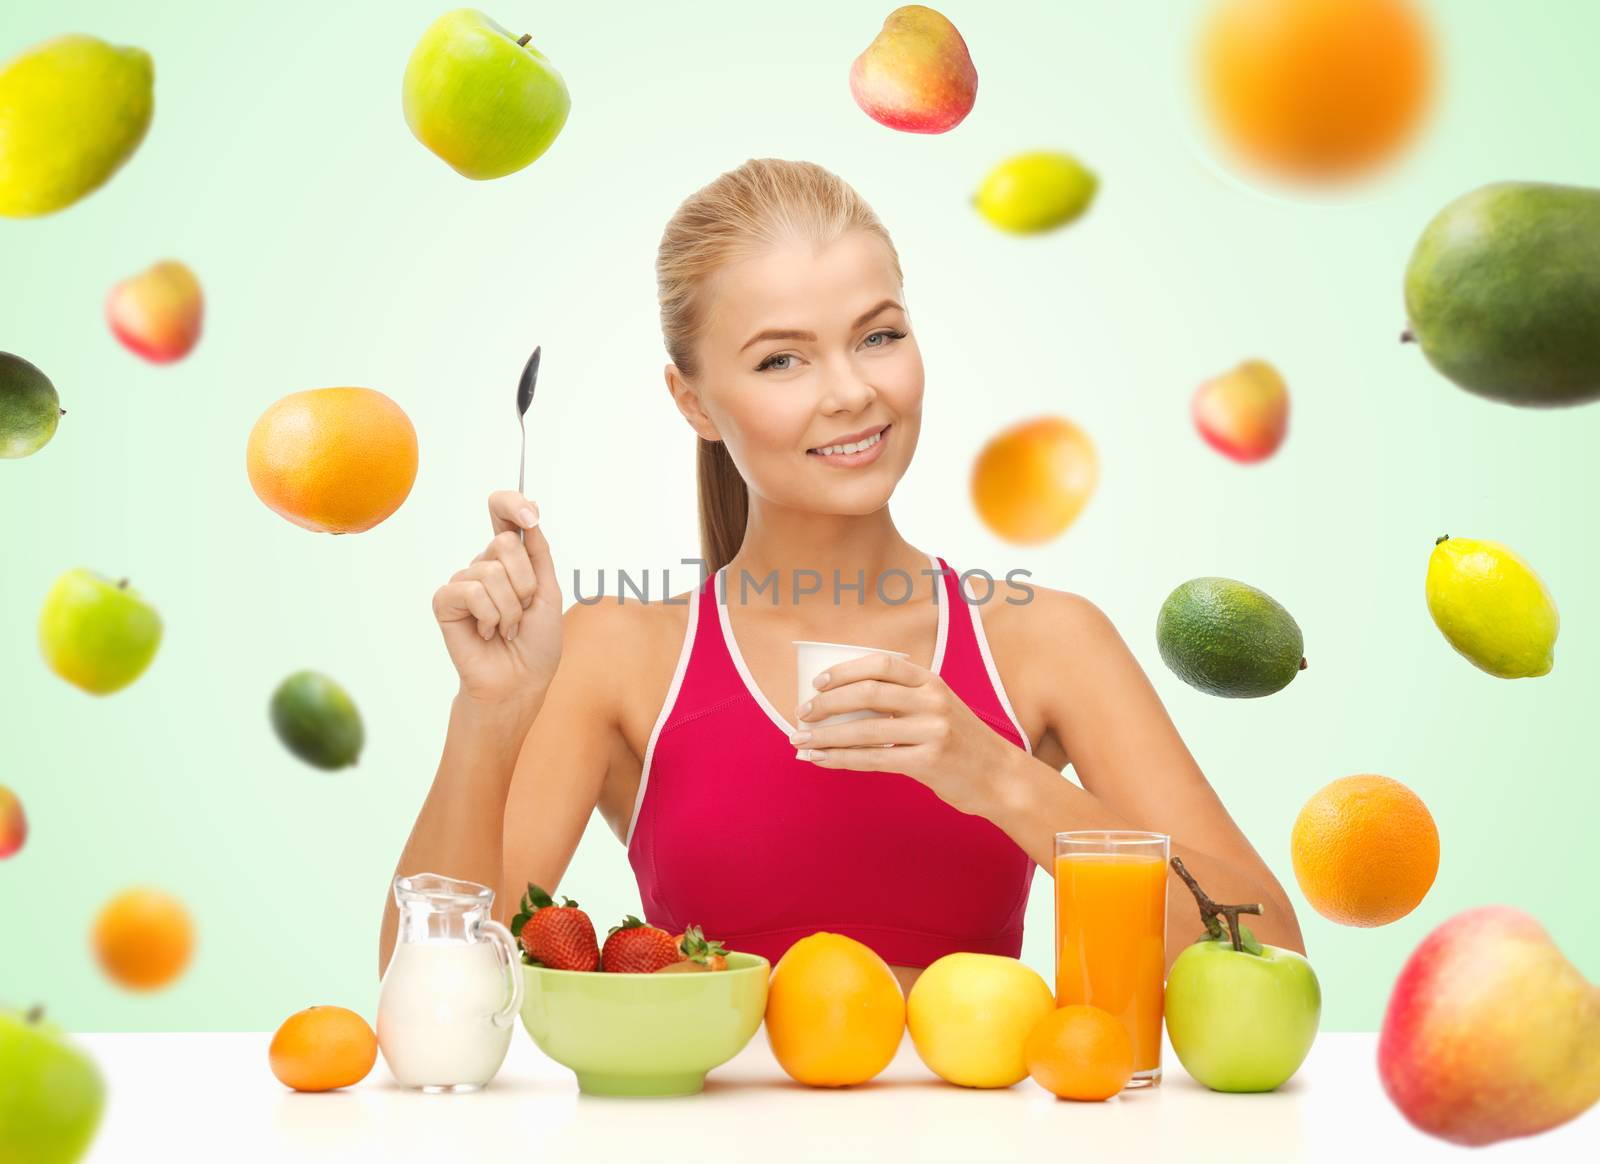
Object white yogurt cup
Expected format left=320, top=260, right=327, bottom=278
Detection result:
left=793, top=640, right=910, bottom=730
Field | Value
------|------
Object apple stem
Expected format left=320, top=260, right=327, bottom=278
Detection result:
left=1400, top=328, right=1416, bottom=344
left=517, top=33, right=531, bottom=46
left=1436, top=534, right=1450, bottom=545
left=1171, top=857, right=1262, bottom=954
left=25, top=1003, right=44, bottom=1024
left=117, top=578, right=129, bottom=590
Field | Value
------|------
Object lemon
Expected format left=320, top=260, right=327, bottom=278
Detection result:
left=906, top=953, right=1055, bottom=1088
left=1425, top=535, right=1558, bottom=678
left=972, top=151, right=1098, bottom=234
left=0, top=34, right=154, bottom=218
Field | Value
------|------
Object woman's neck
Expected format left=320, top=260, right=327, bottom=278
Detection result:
left=723, top=499, right=932, bottom=607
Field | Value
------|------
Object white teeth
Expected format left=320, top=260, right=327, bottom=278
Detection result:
left=812, top=429, right=883, bottom=456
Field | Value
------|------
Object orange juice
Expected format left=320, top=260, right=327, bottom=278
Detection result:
left=1054, top=851, right=1168, bottom=1081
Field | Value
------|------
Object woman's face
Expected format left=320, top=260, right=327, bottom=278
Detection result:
left=670, top=229, right=924, bottom=517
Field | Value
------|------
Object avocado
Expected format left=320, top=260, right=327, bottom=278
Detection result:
left=270, top=670, right=364, bottom=770
left=1157, top=577, right=1306, bottom=699
left=0, top=351, right=62, bottom=458
left=1403, top=182, right=1600, bottom=407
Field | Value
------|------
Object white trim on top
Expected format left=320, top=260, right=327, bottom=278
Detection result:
left=623, top=582, right=702, bottom=850
left=716, top=552, right=950, bottom=739
left=961, top=571, right=1033, bottom=755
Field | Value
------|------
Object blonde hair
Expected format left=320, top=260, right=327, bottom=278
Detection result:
left=656, top=158, right=904, bottom=575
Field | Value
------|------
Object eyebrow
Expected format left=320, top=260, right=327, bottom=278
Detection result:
left=738, top=298, right=905, bottom=353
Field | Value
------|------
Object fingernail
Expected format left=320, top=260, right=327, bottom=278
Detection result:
left=506, top=624, right=518, bottom=641
left=481, top=625, right=494, bottom=640
left=797, top=700, right=813, bottom=718
left=812, top=672, right=830, bottom=689
left=795, top=748, right=813, bottom=761
left=789, top=730, right=812, bottom=745
left=519, top=507, right=538, bottom=528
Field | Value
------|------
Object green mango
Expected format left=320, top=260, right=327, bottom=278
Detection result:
left=1403, top=182, right=1600, bottom=407
left=0, top=34, right=154, bottom=218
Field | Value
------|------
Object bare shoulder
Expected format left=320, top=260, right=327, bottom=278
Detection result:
left=558, top=590, right=695, bottom=685
left=978, top=578, right=1120, bottom=654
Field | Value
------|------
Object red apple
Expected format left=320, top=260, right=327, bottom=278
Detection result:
left=1379, top=906, right=1600, bottom=1146
left=1192, top=359, right=1288, bottom=463
left=849, top=5, right=977, bottom=134
left=0, top=785, right=25, bottom=859
left=106, top=260, right=203, bottom=363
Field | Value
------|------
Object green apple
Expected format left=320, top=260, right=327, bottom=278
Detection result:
left=1163, top=858, right=1321, bottom=1092
left=39, top=568, right=163, bottom=695
left=402, top=9, right=570, bottom=180
left=0, top=1005, right=106, bottom=1164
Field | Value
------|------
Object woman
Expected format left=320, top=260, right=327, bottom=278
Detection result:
left=380, top=158, right=1303, bottom=989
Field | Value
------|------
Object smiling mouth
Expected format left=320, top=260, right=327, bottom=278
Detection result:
left=807, top=424, right=889, bottom=457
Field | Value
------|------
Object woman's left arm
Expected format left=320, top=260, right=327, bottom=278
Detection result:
left=793, top=588, right=1304, bottom=964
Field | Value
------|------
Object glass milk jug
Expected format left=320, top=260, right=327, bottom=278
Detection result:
left=377, top=873, right=524, bottom=1092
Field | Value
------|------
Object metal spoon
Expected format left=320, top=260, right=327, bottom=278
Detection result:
left=515, top=345, right=541, bottom=538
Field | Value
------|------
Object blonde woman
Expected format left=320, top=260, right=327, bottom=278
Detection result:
left=381, top=158, right=1303, bottom=992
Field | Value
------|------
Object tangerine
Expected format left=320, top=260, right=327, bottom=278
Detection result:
left=1024, top=1005, right=1134, bottom=1101
left=90, top=887, right=193, bottom=991
left=268, top=1005, right=378, bottom=1092
left=971, top=416, right=1098, bottom=545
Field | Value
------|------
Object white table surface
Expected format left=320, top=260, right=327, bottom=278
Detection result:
left=79, top=1029, right=1597, bottom=1163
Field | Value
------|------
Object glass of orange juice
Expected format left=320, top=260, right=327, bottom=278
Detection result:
left=1054, top=830, right=1170, bottom=1088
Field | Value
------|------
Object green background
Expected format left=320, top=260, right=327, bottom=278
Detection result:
left=2, top=0, right=1595, bottom=1033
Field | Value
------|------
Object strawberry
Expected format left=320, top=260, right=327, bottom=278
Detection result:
left=674, top=924, right=729, bottom=971
left=601, top=915, right=680, bottom=974
left=511, top=883, right=598, bottom=972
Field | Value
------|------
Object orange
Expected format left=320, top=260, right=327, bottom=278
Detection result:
left=971, top=416, right=1098, bottom=545
left=1024, top=1004, right=1134, bottom=1101
left=764, top=932, right=905, bottom=1087
left=91, top=887, right=194, bottom=991
left=1200, top=0, right=1433, bottom=182
left=1291, top=774, right=1439, bottom=927
left=246, top=387, right=418, bottom=534
left=269, top=1005, right=378, bottom=1092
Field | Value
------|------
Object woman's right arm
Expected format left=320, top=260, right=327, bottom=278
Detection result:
left=378, top=490, right=567, bottom=974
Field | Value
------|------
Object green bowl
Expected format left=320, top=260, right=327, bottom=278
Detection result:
left=518, top=951, right=770, bottom=1096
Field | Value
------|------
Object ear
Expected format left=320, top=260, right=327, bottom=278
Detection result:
left=664, top=363, right=721, bottom=442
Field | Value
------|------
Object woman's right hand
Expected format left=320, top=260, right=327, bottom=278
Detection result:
left=432, top=491, right=563, bottom=708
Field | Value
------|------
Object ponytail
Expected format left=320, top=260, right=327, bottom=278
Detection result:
left=696, top=437, right=748, bottom=576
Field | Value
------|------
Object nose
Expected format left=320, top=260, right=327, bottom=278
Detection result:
left=817, top=356, right=877, bottom=414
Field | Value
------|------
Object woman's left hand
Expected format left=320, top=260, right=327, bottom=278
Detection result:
left=789, top=652, right=1016, bottom=817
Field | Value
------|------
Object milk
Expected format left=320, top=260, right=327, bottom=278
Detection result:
left=377, top=939, right=516, bottom=1091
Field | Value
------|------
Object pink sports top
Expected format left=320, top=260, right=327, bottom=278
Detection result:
left=626, top=554, right=1035, bottom=967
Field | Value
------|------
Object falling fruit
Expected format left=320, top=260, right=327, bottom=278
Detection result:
left=1191, top=359, right=1288, bottom=462
left=1379, top=907, right=1600, bottom=1146
left=106, top=260, right=202, bottom=363
left=1156, top=577, right=1305, bottom=698
left=764, top=932, right=905, bottom=1087
left=402, top=9, right=571, bottom=180
left=246, top=387, right=419, bottom=534
left=91, top=887, right=194, bottom=991
left=0, top=33, right=154, bottom=217
left=0, top=1005, right=106, bottom=1164
left=1198, top=0, right=1432, bottom=183
left=269, top=1006, right=378, bottom=1092
left=0, top=352, right=63, bottom=459
left=0, top=785, right=25, bottom=859
left=849, top=5, right=977, bottom=134
left=38, top=568, right=163, bottom=695
left=971, top=416, right=1098, bottom=544
left=1425, top=535, right=1558, bottom=678
left=906, top=952, right=1055, bottom=1088
left=270, top=671, right=365, bottom=770
left=972, top=151, right=1098, bottom=235
left=1291, top=774, right=1438, bottom=927
left=1403, top=182, right=1600, bottom=407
